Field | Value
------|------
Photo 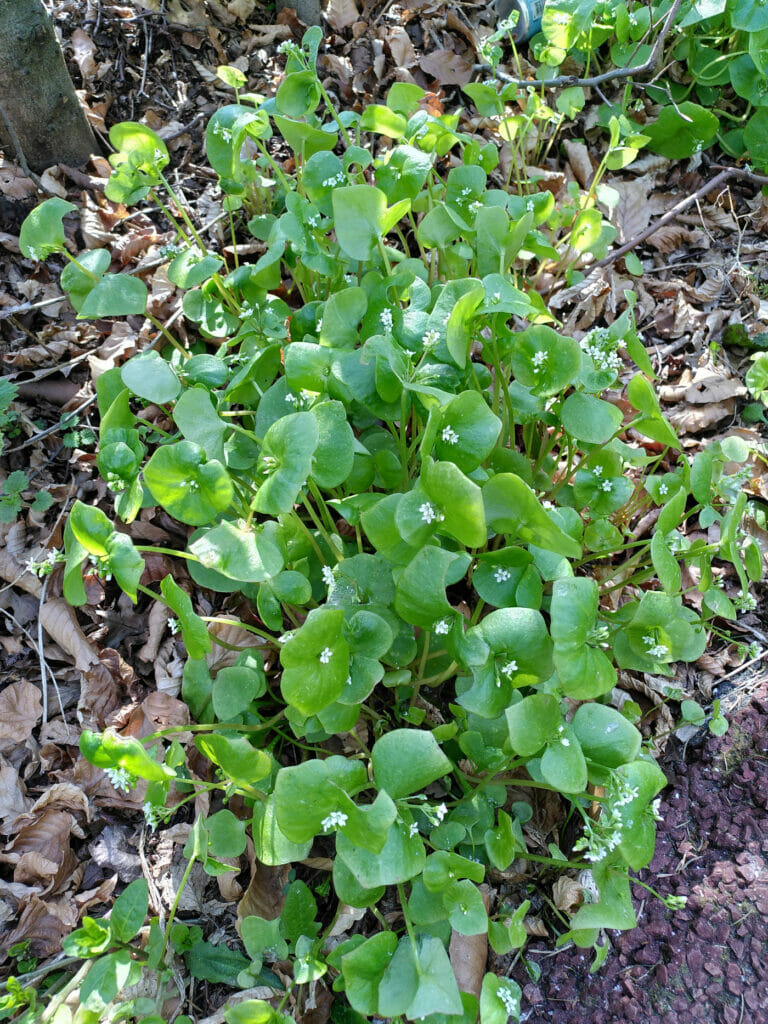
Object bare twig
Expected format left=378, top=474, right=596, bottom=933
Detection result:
left=476, top=0, right=683, bottom=89
left=590, top=165, right=768, bottom=272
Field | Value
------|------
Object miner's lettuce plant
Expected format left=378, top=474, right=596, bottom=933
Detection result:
left=21, top=25, right=762, bottom=1024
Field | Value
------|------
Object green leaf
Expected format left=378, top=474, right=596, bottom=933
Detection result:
left=144, top=440, right=233, bottom=525
left=194, top=733, right=272, bottom=790
left=483, top=474, right=581, bottom=558
left=19, top=197, right=76, bottom=260
left=337, top=820, right=426, bottom=888
left=184, top=939, right=249, bottom=983
left=280, top=607, right=349, bottom=714
left=423, top=458, right=487, bottom=548
left=79, top=274, right=148, bottom=318
left=273, top=756, right=367, bottom=843
left=189, top=520, right=282, bottom=584
left=643, top=102, right=719, bottom=159
left=168, top=248, right=224, bottom=289
left=361, top=104, right=407, bottom=139
left=281, top=880, right=320, bottom=943
left=561, top=392, right=623, bottom=444
left=540, top=731, right=588, bottom=793
left=206, top=809, right=247, bottom=859
left=121, top=351, right=181, bottom=404
left=62, top=916, right=113, bottom=958
left=159, top=575, right=211, bottom=659
left=60, top=248, right=111, bottom=312
left=435, top=390, right=502, bottom=472
left=80, top=951, right=140, bottom=1011
left=342, top=932, right=399, bottom=1016
left=509, top=326, right=582, bottom=396
left=252, top=793, right=312, bottom=866
left=571, top=704, right=642, bottom=768
left=475, top=607, right=553, bottom=681
left=253, top=411, right=319, bottom=515
left=505, top=694, right=561, bottom=756
left=371, top=729, right=452, bottom=800
left=480, top=974, right=521, bottom=1024
left=394, top=546, right=471, bottom=629
left=332, top=185, right=409, bottom=261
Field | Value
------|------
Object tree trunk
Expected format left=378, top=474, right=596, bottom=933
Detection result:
left=0, top=0, right=97, bottom=172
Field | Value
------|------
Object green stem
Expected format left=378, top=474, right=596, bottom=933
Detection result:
left=147, top=313, right=188, bottom=358
left=158, top=853, right=196, bottom=964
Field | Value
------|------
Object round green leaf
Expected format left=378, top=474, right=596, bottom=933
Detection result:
left=144, top=440, right=233, bottom=525
left=371, top=729, right=452, bottom=800
left=79, top=274, right=148, bottom=318
left=561, top=391, right=623, bottom=444
left=121, top=351, right=181, bottom=404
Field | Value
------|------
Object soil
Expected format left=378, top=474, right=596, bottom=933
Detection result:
left=506, top=680, right=768, bottom=1024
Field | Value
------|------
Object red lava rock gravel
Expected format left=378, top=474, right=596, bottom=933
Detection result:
left=508, top=685, right=768, bottom=1023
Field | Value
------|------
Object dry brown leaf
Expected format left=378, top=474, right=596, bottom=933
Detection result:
left=40, top=599, right=98, bottom=672
left=387, top=26, right=418, bottom=67
left=610, top=176, right=653, bottom=243
left=133, top=0, right=208, bottom=27
left=523, top=915, right=548, bottom=937
left=564, top=140, right=593, bottom=189
left=0, top=757, right=31, bottom=830
left=668, top=400, right=734, bottom=434
left=71, top=28, right=97, bottom=84
left=419, top=50, right=473, bottom=86
left=0, top=681, right=43, bottom=742
left=4, top=893, right=78, bottom=957
left=237, top=860, right=289, bottom=926
left=326, top=0, right=359, bottom=31
left=648, top=223, right=708, bottom=254
left=552, top=875, right=583, bottom=914
left=137, top=600, right=171, bottom=663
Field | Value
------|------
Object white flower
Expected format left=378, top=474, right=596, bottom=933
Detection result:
left=593, top=465, right=603, bottom=477
left=497, top=983, right=519, bottom=1016
left=501, top=660, right=518, bottom=676
left=422, top=329, right=440, bottom=348
left=285, top=392, right=299, bottom=405
left=319, top=646, right=333, bottom=664
left=168, top=618, right=180, bottom=636
left=434, top=803, right=447, bottom=822
left=651, top=798, right=662, bottom=821
left=541, top=499, right=554, bottom=509
left=552, top=11, right=569, bottom=24
left=441, top=426, right=459, bottom=445
left=105, top=767, right=135, bottom=793
left=491, top=291, right=501, bottom=304
left=561, top=737, right=570, bottom=747
left=526, top=199, right=535, bottom=213
left=143, top=802, right=161, bottom=831
left=531, top=350, right=546, bottom=372
left=409, top=822, right=419, bottom=837
left=279, top=631, right=294, bottom=643
left=434, top=618, right=451, bottom=635
left=346, top=675, right=352, bottom=686
left=316, top=317, right=323, bottom=332
left=600, top=480, right=612, bottom=492
left=659, top=483, right=668, bottom=495
left=380, top=308, right=394, bottom=331
left=321, top=565, right=334, bottom=586
left=494, top=567, right=511, bottom=583
left=321, top=811, right=348, bottom=831
left=419, top=501, right=444, bottom=524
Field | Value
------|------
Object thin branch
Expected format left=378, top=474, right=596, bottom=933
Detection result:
left=475, top=0, right=684, bottom=89
left=590, top=165, right=768, bottom=272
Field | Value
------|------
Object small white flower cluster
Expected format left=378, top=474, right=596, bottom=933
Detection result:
left=579, top=326, right=622, bottom=375
left=319, top=646, right=333, bottom=664
left=735, top=589, right=757, bottom=612
left=321, top=811, right=348, bottom=831
left=651, top=797, right=662, bottom=821
left=419, top=501, right=445, bottom=524
left=573, top=775, right=641, bottom=863
left=321, top=565, right=335, bottom=586
left=105, top=766, right=135, bottom=793
left=551, top=11, right=570, bottom=24
left=307, top=214, right=320, bottom=227
left=643, top=634, right=670, bottom=660
left=211, top=122, right=233, bottom=143
left=277, top=40, right=300, bottom=56
left=490, top=291, right=501, bottom=305
left=497, top=983, right=519, bottom=1016
left=433, top=803, right=447, bottom=822
left=600, top=479, right=613, bottom=493
left=441, top=426, right=459, bottom=445
left=322, top=172, right=346, bottom=188
left=556, top=724, right=570, bottom=747
left=531, top=349, right=547, bottom=373
left=422, top=329, right=440, bottom=348
left=497, top=660, right=518, bottom=686
left=587, top=623, right=610, bottom=648
left=380, top=308, right=394, bottom=332
left=658, top=482, right=669, bottom=496
left=168, top=618, right=180, bottom=636
left=434, top=618, right=451, bottom=635
left=525, top=198, right=535, bottom=213
left=159, top=242, right=184, bottom=259
left=409, top=822, right=419, bottom=837
left=87, top=553, right=112, bottom=582
left=26, top=547, right=62, bottom=578
left=494, top=567, right=511, bottom=583
left=143, top=801, right=162, bottom=831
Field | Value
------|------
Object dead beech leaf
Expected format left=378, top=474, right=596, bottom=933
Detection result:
left=133, top=0, right=208, bottom=27
left=648, top=223, right=708, bottom=254
left=71, top=29, right=97, bottom=83
left=610, top=177, right=653, bottom=243
left=564, top=140, right=593, bottom=189
left=419, top=50, right=473, bottom=86
left=523, top=915, right=548, bottom=937
left=449, top=884, right=490, bottom=1000
left=325, top=0, right=358, bottom=31
left=552, top=875, right=583, bottom=914
left=4, top=893, right=78, bottom=958
left=237, top=860, right=289, bottom=927
left=0, top=681, right=43, bottom=742
left=668, top=400, right=734, bottom=434
left=387, top=26, right=417, bottom=68
left=0, top=757, right=30, bottom=830
left=39, top=599, right=98, bottom=672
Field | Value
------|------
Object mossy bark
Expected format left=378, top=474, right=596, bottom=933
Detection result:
left=0, top=0, right=97, bottom=171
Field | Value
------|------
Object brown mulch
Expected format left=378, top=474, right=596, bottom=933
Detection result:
left=507, top=681, right=768, bottom=1024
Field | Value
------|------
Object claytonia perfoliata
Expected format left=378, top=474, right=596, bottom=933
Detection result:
left=105, top=767, right=135, bottom=793
left=321, top=811, right=348, bottom=831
